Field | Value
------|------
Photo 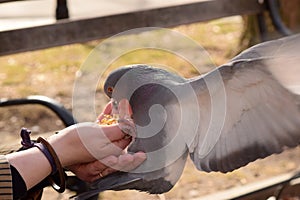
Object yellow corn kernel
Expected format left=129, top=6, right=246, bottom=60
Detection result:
left=99, top=114, right=119, bottom=125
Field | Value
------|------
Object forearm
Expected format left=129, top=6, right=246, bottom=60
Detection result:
left=5, top=148, right=51, bottom=190
left=4, top=120, right=133, bottom=192
left=5, top=123, right=99, bottom=190
left=5, top=125, right=93, bottom=190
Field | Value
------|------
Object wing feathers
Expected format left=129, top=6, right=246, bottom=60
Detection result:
left=190, top=59, right=300, bottom=172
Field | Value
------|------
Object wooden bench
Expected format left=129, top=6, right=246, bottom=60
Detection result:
left=0, top=0, right=291, bottom=56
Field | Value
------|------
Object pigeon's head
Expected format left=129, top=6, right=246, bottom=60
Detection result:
left=104, top=65, right=161, bottom=104
left=104, top=64, right=187, bottom=103
left=103, top=66, right=134, bottom=99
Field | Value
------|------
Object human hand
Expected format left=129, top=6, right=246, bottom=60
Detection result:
left=67, top=152, right=146, bottom=183
left=97, top=99, right=136, bottom=137
left=48, top=99, right=137, bottom=167
left=67, top=99, right=145, bottom=182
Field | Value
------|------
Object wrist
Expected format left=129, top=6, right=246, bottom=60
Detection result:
left=16, top=128, right=66, bottom=192
left=47, top=130, right=74, bottom=167
left=48, top=124, right=95, bottom=167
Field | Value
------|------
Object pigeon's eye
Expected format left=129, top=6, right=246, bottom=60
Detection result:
left=107, top=86, right=114, bottom=93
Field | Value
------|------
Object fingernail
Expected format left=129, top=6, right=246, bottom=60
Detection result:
left=137, top=152, right=147, bottom=160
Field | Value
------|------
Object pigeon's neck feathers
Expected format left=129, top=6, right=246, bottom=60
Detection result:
left=134, top=65, right=186, bottom=85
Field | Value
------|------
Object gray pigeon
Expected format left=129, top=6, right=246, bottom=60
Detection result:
left=75, top=34, right=300, bottom=199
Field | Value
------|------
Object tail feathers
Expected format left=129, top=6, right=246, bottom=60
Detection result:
left=72, top=172, right=141, bottom=200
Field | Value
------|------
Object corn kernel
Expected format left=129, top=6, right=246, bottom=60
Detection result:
left=99, top=114, right=119, bottom=125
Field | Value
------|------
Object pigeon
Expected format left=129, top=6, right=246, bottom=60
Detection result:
left=75, top=34, right=300, bottom=199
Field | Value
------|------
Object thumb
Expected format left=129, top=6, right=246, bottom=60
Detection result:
left=118, top=99, right=133, bottom=119
left=97, top=101, right=113, bottom=122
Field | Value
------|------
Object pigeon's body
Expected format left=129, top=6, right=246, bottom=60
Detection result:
left=100, top=65, right=190, bottom=194
left=76, top=34, right=300, bottom=199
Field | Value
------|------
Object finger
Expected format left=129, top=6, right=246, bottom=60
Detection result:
left=99, top=155, right=118, bottom=167
left=97, top=101, right=112, bottom=121
left=88, top=160, right=110, bottom=172
left=89, top=166, right=118, bottom=182
left=120, top=152, right=147, bottom=172
left=92, top=152, right=147, bottom=181
left=118, top=99, right=132, bottom=119
left=102, top=137, right=132, bottom=155
left=118, top=118, right=136, bottom=137
left=106, top=154, right=133, bottom=171
left=67, top=162, right=107, bottom=183
left=129, top=152, right=147, bottom=170
left=97, top=136, right=131, bottom=159
left=101, top=125, right=128, bottom=141
left=118, top=154, right=134, bottom=171
left=110, top=152, right=146, bottom=172
left=101, top=167, right=117, bottom=177
left=103, top=101, right=113, bottom=114
left=112, top=137, right=132, bottom=149
left=90, top=172, right=108, bottom=182
left=84, top=157, right=118, bottom=182
left=88, top=157, right=118, bottom=182
left=90, top=156, right=119, bottom=182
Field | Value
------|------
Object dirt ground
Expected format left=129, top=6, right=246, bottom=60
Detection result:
left=0, top=17, right=300, bottom=199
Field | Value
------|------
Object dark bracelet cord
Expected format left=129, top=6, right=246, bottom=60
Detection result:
left=36, top=137, right=66, bottom=193
left=20, top=128, right=66, bottom=193
left=33, top=142, right=57, bottom=174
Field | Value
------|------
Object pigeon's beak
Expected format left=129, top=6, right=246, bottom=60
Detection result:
left=111, top=98, right=119, bottom=114
left=111, top=98, right=137, bottom=139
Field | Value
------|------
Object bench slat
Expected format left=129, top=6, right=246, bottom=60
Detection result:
left=0, top=0, right=265, bottom=56
left=195, top=171, right=300, bottom=200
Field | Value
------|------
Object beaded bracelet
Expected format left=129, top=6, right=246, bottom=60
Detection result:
left=20, top=128, right=66, bottom=193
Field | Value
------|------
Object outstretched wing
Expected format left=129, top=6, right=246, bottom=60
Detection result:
left=232, top=34, right=300, bottom=95
left=188, top=34, right=300, bottom=173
